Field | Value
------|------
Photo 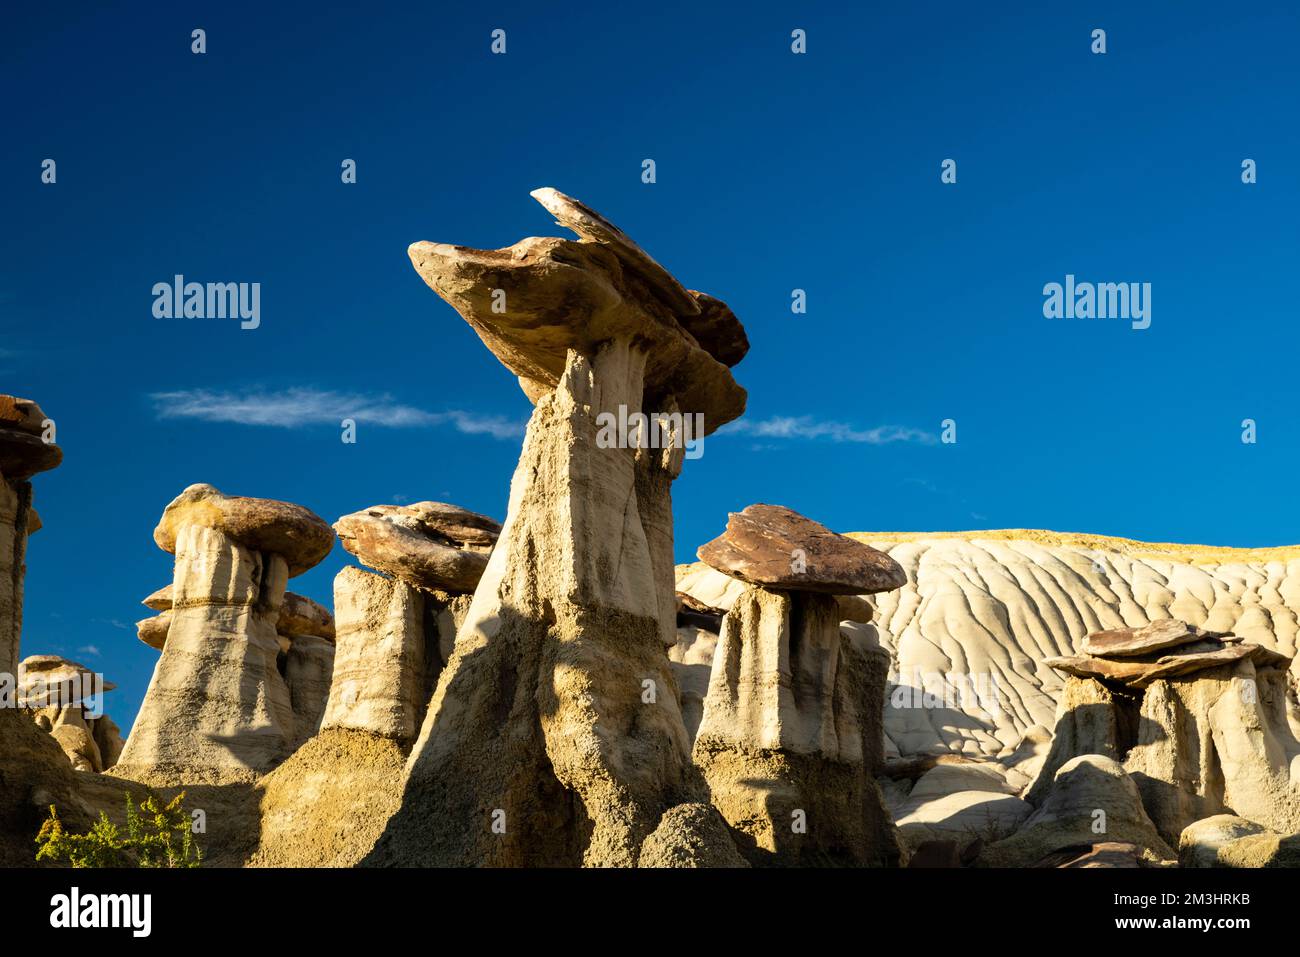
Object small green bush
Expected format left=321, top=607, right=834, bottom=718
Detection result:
left=36, top=792, right=203, bottom=868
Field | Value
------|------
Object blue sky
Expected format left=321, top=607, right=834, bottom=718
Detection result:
left=4, top=1, right=1298, bottom=730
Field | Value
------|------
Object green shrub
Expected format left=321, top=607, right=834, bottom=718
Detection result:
left=36, top=792, right=202, bottom=868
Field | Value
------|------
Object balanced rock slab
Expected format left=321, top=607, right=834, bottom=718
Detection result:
left=1082, top=619, right=1211, bottom=657
left=333, top=502, right=498, bottom=594
left=697, top=504, right=906, bottom=595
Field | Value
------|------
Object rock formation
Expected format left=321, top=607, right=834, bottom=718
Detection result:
left=136, top=583, right=337, bottom=747
left=1032, top=620, right=1300, bottom=843
left=369, top=187, right=747, bottom=867
left=18, top=656, right=124, bottom=772
left=0, top=395, right=61, bottom=679
left=981, top=755, right=1175, bottom=867
left=251, top=501, right=497, bottom=867
left=690, top=504, right=905, bottom=866
left=113, top=484, right=333, bottom=785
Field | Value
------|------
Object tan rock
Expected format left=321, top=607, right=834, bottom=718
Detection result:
left=113, top=522, right=295, bottom=785
left=0, top=397, right=61, bottom=477
left=142, top=585, right=172, bottom=611
left=668, top=625, right=718, bottom=745
left=278, top=592, right=335, bottom=640
left=135, top=610, right=170, bottom=650
left=321, top=567, right=430, bottom=742
left=92, top=714, right=125, bottom=770
left=637, top=803, right=749, bottom=868
left=1025, top=676, right=1130, bottom=805
left=153, top=483, right=333, bottom=578
left=1179, top=815, right=1269, bottom=867
left=692, top=584, right=901, bottom=866
left=26, top=508, right=40, bottom=535
left=407, top=196, right=746, bottom=434
left=0, top=472, right=32, bottom=677
left=1125, top=659, right=1300, bottom=842
left=1042, top=641, right=1261, bottom=688
left=50, top=723, right=101, bottom=773
left=371, top=345, right=696, bottom=867
left=284, top=634, right=335, bottom=748
left=697, top=504, right=906, bottom=595
left=17, top=655, right=115, bottom=706
left=981, top=755, right=1175, bottom=867
left=334, top=504, right=493, bottom=594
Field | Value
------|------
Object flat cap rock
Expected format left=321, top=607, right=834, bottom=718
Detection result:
left=334, top=502, right=498, bottom=594
left=0, top=395, right=61, bottom=479
left=153, top=484, right=334, bottom=577
left=408, top=189, right=747, bottom=435
left=18, top=655, right=115, bottom=705
left=1081, top=620, right=1211, bottom=658
left=26, top=508, right=41, bottom=535
left=697, top=503, right=907, bottom=595
left=1043, top=639, right=1286, bottom=689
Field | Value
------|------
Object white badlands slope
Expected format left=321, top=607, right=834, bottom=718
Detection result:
left=678, top=530, right=1300, bottom=763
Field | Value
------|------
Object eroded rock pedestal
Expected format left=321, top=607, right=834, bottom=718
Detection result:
left=113, top=484, right=333, bottom=786
left=691, top=504, right=907, bottom=866
left=369, top=188, right=748, bottom=867
left=1034, top=620, right=1300, bottom=846
left=251, top=501, right=496, bottom=867
left=19, top=656, right=123, bottom=772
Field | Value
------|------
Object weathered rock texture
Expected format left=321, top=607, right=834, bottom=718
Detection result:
left=322, top=566, right=431, bottom=742
left=691, top=583, right=901, bottom=866
left=0, top=395, right=61, bottom=679
left=334, top=502, right=499, bottom=594
left=18, top=655, right=123, bottom=772
left=369, top=189, right=744, bottom=867
left=114, top=486, right=331, bottom=785
left=981, top=755, right=1175, bottom=867
left=637, top=803, right=749, bottom=868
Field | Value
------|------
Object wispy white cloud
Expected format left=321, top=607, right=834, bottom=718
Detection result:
left=149, top=388, right=524, bottom=440
left=78, top=645, right=102, bottom=657
left=721, top=415, right=938, bottom=445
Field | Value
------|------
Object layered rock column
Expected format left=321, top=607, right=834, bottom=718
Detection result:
left=370, top=188, right=748, bottom=867
left=0, top=395, right=61, bottom=678
left=691, top=504, right=907, bottom=866
left=135, top=585, right=337, bottom=749
left=113, top=484, right=333, bottom=785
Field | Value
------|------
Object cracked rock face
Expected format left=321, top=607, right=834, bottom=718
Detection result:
left=115, top=488, right=332, bottom=785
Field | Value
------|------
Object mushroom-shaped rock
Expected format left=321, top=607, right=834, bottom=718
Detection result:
left=1043, top=638, right=1278, bottom=690
left=697, top=503, right=906, bottom=594
left=154, top=484, right=333, bottom=578
left=408, top=190, right=747, bottom=435
left=18, top=655, right=115, bottom=706
left=0, top=395, right=61, bottom=480
left=333, top=502, right=498, bottom=594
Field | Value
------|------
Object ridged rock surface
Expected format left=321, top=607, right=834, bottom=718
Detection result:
left=682, top=531, right=1300, bottom=763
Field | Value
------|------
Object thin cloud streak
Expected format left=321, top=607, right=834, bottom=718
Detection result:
left=149, top=388, right=525, bottom=440
left=722, top=415, right=938, bottom=445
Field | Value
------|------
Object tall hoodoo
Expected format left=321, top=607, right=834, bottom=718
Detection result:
left=370, top=188, right=747, bottom=867
left=0, top=395, right=61, bottom=679
left=113, top=484, right=333, bottom=785
left=692, top=504, right=906, bottom=866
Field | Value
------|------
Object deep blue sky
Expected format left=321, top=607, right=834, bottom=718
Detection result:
left=4, top=1, right=1297, bottom=730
